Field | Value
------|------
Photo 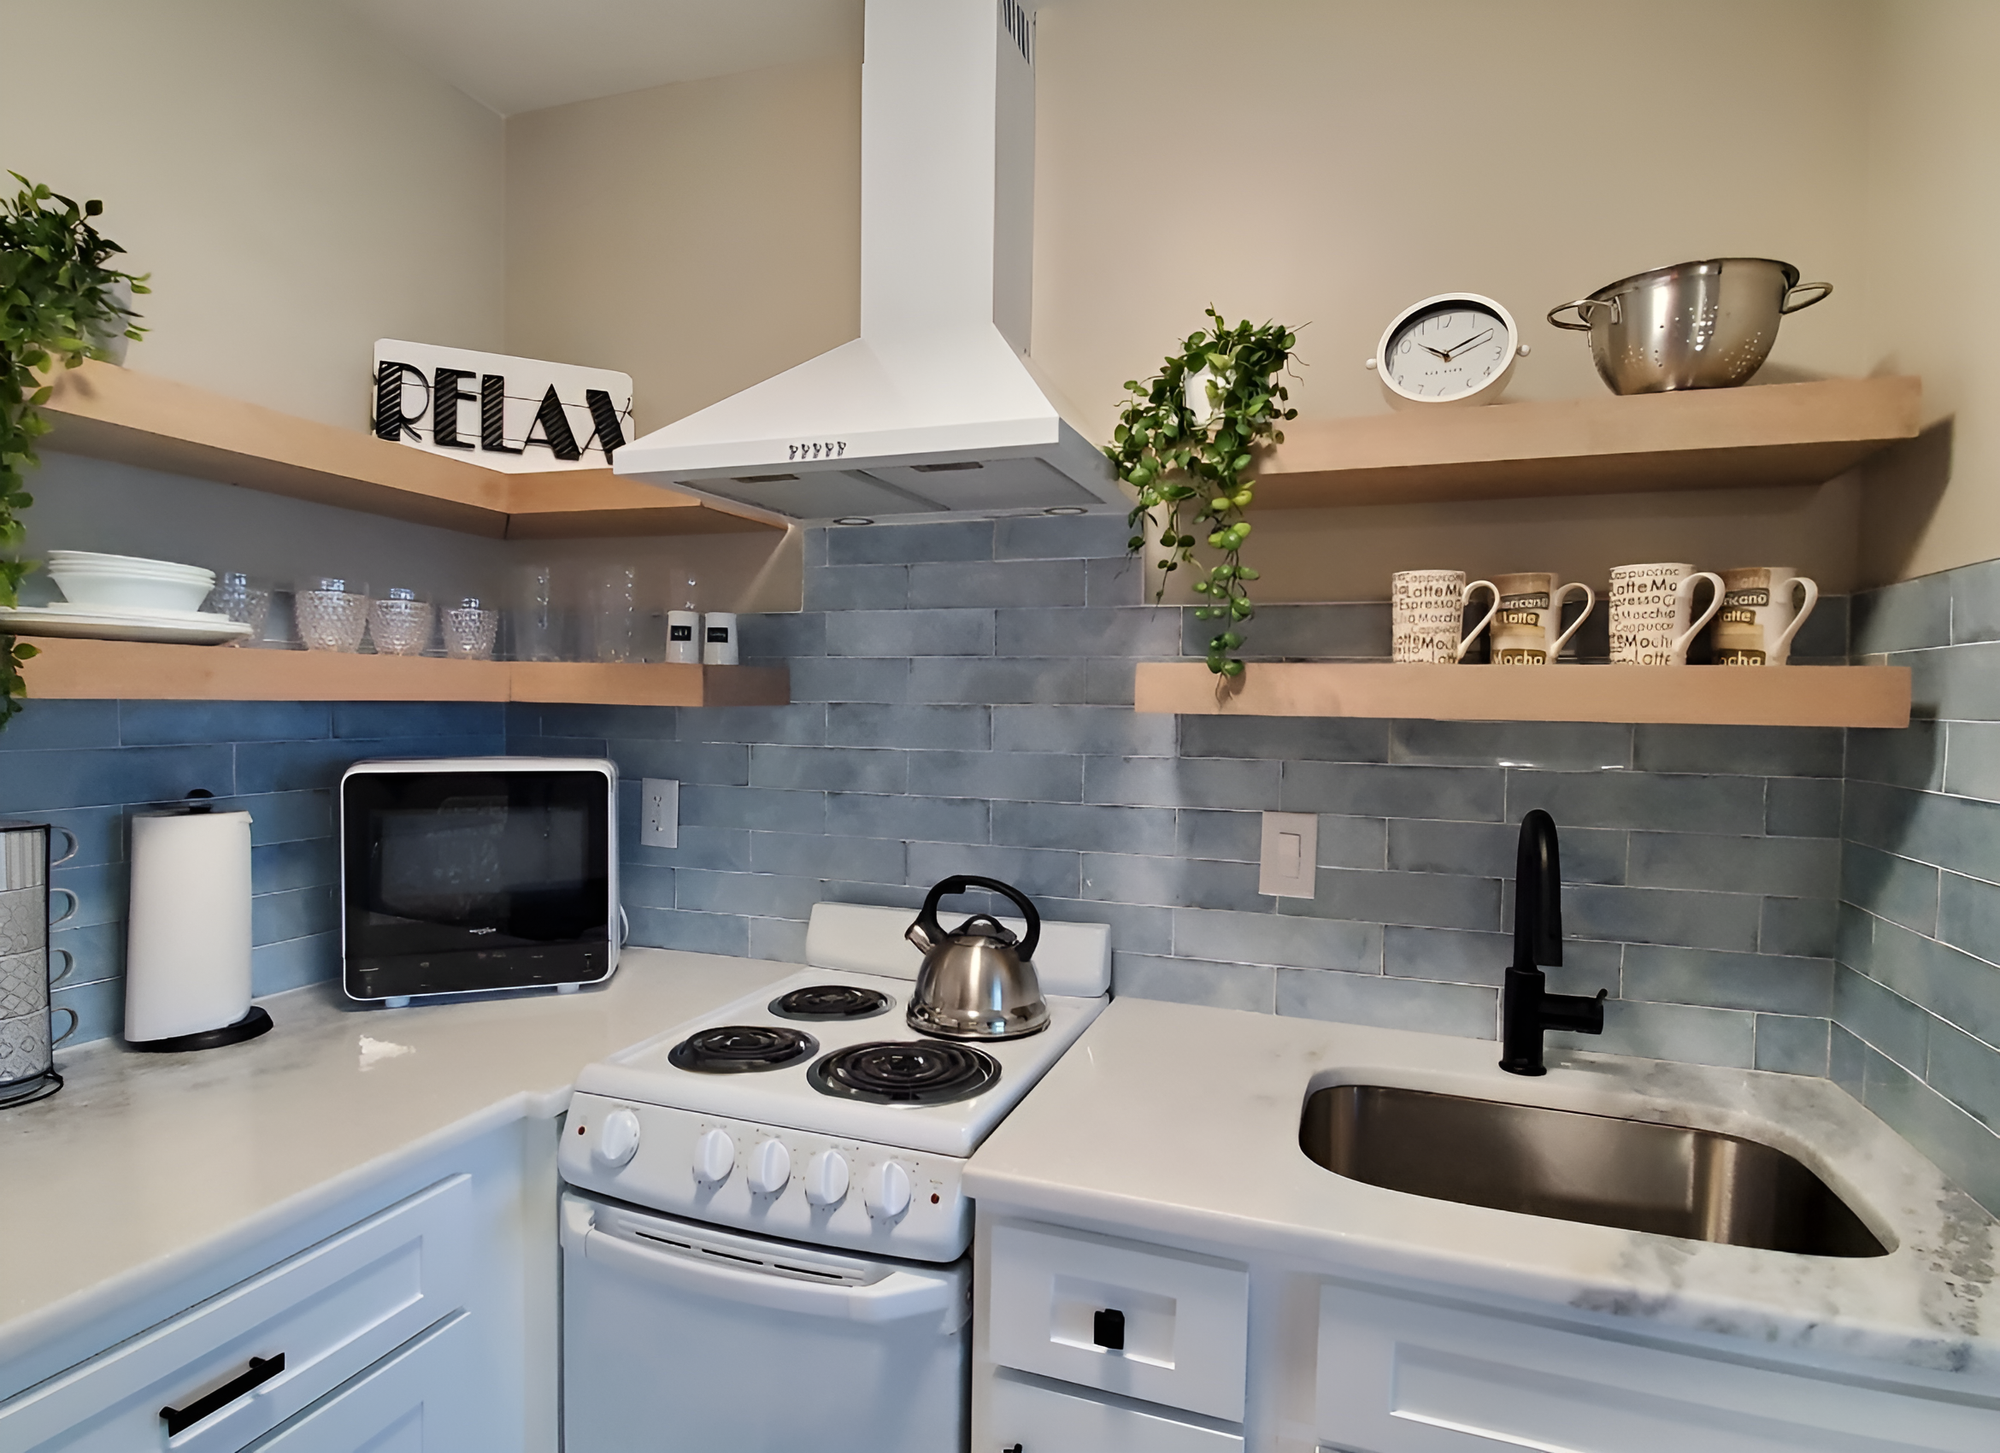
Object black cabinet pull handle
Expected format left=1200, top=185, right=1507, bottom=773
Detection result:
left=1092, top=1306, right=1126, bottom=1350
left=1004, top=1446, right=1023, bottom=1452
left=161, top=1353, right=285, bottom=1435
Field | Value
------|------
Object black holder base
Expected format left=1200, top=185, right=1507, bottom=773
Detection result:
left=128, top=1006, right=274, bottom=1054
left=0, top=1070, right=63, bottom=1108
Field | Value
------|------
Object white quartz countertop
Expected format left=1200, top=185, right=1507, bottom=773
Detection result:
left=963, top=997, right=2000, bottom=1380
left=0, top=948, right=788, bottom=1364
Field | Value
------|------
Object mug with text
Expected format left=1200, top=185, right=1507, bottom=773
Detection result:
left=1392, top=570, right=1499, bottom=664
left=1608, top=563, right=1725, bottom=665
left=1490, top=572, right=1594, bottom=666
left=1713, top=567, right=1819, bottom=666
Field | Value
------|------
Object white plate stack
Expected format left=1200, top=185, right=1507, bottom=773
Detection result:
left=0, top=550, right=251, bottom=644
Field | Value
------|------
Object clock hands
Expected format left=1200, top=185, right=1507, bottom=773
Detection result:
left=1442, top=327, right=1495, bottom=360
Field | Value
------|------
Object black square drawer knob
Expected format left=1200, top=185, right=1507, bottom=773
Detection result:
left=1092, top=1307, right=1126, bottom=1350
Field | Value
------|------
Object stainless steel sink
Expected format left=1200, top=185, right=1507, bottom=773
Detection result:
left=1300, top=1084, right=1887, bottom=1257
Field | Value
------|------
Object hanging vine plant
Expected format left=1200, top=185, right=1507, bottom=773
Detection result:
left=1107, top=308, right=1299, bottom=676
left=0, top=174, right=148, bottom=726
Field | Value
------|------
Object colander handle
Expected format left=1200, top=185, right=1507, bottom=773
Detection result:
left=913, top=875, right=1040, bottom=962
left=1547, top=297, right=1619, bottom=332
left=1781, top=281, right=1833, bottom=314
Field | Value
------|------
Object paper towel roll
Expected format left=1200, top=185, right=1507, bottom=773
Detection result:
left=125, top=809, right=253, bottom=1043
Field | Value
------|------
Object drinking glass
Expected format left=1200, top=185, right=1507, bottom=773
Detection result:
left=590, top=566, right=637, bottom=663
left=443, top=597, right=500, bottom=660
left=368, top=588, right=433, bottom=656
left=295, top=578, right=370, bottom=652
left=207, top=572, right=271, bottom=647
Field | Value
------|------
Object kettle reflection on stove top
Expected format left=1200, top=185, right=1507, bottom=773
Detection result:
left=905, top=874, right=1049, bottom=1040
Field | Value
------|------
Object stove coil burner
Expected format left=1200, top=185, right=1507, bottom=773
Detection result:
left=808, top=1040, right=1001, bottom=1106
left=668, top=1025, right=819, bottom=1074
left=769, top=984, right=894, bottom=1021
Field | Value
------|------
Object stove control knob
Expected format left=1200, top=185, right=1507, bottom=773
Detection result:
left=866, top=1160, right=912, bottom=1219
left=693, top=1127, right=735, bottom=1184
left=804, top=1150, right=850, bottom=1207
left=597, top=1108, right=641, bottom=1167
left=747, top=1138, right=791, bottom=1196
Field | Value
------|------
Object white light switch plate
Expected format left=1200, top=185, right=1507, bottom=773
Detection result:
left=1259, top=811, right=1318, bottom=898
left=640, top=778, right=679, bottom=848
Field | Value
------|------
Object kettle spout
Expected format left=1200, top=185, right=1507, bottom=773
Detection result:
left=905, top=920, right=939, bottom=955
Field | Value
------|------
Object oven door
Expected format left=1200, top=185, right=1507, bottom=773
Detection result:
left=561, top=1191, right=969, bottom=1453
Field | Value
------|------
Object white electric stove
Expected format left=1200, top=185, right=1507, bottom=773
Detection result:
left=559, top=899, right=1110, bottom=1453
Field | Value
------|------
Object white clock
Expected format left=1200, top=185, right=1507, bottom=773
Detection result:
left=1366, top=292, right=1529, bottom=408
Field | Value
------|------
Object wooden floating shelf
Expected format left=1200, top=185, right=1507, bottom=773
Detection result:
left=21, top=637, right=789, bottom=706
left=39, top=362, right=782, bottom=539
left=1134, top=661, right=1911, bottom=729
left=1250, top=376, right=1921, bottom=509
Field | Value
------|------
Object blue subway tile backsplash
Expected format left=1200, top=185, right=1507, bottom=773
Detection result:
left=16, top=518, right=1999, bottom=1215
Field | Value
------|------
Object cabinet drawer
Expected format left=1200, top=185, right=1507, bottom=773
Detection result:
left=0, top=1175, right=472, bottom=1453
left=1317, top=1281, right=2000, bottom=1453
left=989, top=1373, right=1243, bottom=1453
left=987, top=1220, right=1249, bottom=1423
left=243, top=1310, right=473, bottom=1453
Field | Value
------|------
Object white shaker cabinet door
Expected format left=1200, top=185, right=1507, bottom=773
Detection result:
left=988, top=1374, right=1243, bottom=1453
left=1317, top=1281, right=2000, bottom=1453
left=245, top=1311, right=474, bottom=1453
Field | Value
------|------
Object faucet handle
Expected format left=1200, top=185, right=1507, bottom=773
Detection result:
left=1542, top=987, right=1608, bottom=1036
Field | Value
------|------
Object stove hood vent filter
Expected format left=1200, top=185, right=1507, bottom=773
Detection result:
left=613, top=0, right=1123, bottom=521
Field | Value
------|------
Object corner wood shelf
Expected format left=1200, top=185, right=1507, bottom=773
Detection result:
left=38, top=362, right=782, bottom=540
left=1134, top=662, right=1910, bottom=729
left=20, top=637, right=789, bottom=707
left=1248, top=376, right=1921, bottom=508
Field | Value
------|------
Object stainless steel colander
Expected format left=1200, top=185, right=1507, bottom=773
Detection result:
left=1547, top=258, right=1831, bottom=395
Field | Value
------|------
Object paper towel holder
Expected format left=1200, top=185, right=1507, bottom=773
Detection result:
left=125, top=792, right=275, bottom=1054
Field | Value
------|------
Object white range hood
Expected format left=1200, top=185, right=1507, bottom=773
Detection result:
left=613, top=0, right=1123, bottom=521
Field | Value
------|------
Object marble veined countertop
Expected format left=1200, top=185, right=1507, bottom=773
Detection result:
left=964, top=996, right=1999, bottom=1381
left=0, top=948, right=789, bottom=1367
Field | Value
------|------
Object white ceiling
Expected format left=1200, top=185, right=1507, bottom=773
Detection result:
left=337, top=0, right=864, bottom=116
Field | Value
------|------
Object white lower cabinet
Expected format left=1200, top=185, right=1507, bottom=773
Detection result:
left=245, top=1311, right=474, bottom=1452
left=986, top=1220, right=1250, bottom=1423
left=988, top=1374, right=1244, bottom=1452
left=1316, top=1281, right=2000, bottom=1453
left=0, top=1177, right=474, bottom=1453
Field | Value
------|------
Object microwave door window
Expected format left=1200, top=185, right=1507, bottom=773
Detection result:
left=373, top=799, right=512, bottom=934
left=359, top=781, right=609, bottom=954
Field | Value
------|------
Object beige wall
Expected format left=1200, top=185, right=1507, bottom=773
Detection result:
left=1032, top=0, right=1879, bottom=598
left=503, top=58, right=862, bottom=433
left=0, top=0, right=507, bottom=430
left=1854, top=0, right=2000, bottom=586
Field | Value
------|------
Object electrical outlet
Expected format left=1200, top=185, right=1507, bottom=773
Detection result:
left=640, top=778, right=679, bottom=848
left=1258, top=811, right=1317, bottom=898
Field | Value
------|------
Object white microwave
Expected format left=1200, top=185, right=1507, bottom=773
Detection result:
left=340, top=758, right=619, bottom=1005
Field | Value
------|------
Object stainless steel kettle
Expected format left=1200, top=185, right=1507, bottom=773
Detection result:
left=905, top=875, right=1049, bottom=1040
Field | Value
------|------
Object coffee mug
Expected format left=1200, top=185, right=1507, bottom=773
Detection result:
left=1714, top=567, right=1819, bottom=666
left=1392, top=570, right=1499, bottom=664
left=1608, top=563, right=1725, bottom=665
left=1490, top=573, right=1594, bottom=666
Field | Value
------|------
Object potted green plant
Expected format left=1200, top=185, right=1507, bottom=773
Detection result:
left=1106, top=308, right=1298, bottom=675
left=0, top=174, right=148, bottom=724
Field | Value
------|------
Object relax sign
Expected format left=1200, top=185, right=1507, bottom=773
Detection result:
left=372, top=340, right=636, bottom=474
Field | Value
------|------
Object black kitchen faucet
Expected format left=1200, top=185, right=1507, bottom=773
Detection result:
left=1499, top=809, right=1608, bottom=1076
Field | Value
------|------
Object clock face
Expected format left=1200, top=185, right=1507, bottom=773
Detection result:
left=1384, top=302, right=1514, bottom=401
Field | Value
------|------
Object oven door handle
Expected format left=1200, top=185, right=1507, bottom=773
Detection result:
left=571, top=1211, right=955, bottom=1325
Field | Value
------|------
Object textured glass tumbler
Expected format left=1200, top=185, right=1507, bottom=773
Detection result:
left=206, top=572, right=271, bottom=647
left=590, top=567, right=637, bottom=663
left=443, top=598, right=500, bottom=660
left=368, top=589, right=433, bottom=656
left=295, top=579, right=370, bottom=652
left=514, top=564, right=560, bottom=662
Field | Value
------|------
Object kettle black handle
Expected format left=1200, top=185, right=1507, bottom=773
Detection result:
left=915, top=875, right=1040, bottom=962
